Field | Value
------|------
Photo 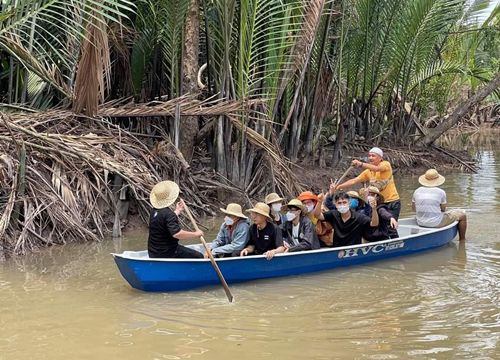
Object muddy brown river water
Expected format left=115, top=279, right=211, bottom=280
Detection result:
left=1, top=131, right=499, bottom=359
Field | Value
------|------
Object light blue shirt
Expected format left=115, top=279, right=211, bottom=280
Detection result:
left=210, top=220, right=250, bottom=255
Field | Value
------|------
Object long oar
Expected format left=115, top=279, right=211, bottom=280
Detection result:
left=333, top=165, right=354, bottom=188
left=181, top=199, right=234, bottom=303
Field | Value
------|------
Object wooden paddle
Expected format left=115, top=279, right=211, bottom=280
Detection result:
left=181, top=199, right=234, bottom=303
left=333, top=165, right=354, bottom=188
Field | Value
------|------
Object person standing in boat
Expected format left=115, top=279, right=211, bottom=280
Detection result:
left=282, top=199, right=320, bottom=252
left=362, top=186, right=399, bottom=242
left=332, top=147, right=401, bottom=220
left=147, top=181, right=204, bottom=259
left=240, top=202, right=285, bottom=260
left=265, top=192, right=286, bottom=226
left=412, top=169, right=467, bottom=241
left=313, top=191, right=379, bottom=247
left=188, top=203, right=250, bottom=257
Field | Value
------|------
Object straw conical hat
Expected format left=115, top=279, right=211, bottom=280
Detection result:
left=150, top=181, right=179, bottom=209
left=419, top=169, right=445, bottom=187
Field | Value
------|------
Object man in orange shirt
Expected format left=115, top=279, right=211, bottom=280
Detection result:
left=332, top=147, right=401, bottom=219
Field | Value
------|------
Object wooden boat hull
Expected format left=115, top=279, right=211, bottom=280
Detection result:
left=112, top=218, right=458, bottom=292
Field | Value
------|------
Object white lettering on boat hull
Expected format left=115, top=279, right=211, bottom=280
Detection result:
left=338, top=241, right=405, bottom=259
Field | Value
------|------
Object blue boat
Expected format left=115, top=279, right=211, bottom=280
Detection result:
left=112, top=218, right=458, bottom=292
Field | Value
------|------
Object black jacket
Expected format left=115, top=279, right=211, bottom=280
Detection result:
left=283, top=216, right=320, bottom=252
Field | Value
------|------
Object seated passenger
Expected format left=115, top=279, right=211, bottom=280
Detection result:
left=297, top=191, right=319, bottom=224
left=362, top=186, right=399, bottom=242
left=325, top=188, right=368, bottom=215
left=313, top=191, right=379, bottom=247
left=347, top=190, right=370, bottom=216
left=188, top=203, right=249, bottom=257
left=412, top=169, right=467, bottom=241
left=240, top=202, right=285, bottom=260
left=264, top=192, right=286, bottom=226
left=281, top=199, right=320, bottom=252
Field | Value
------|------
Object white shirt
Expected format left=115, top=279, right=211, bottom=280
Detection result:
left=412, top=186, right=447, bottom=227
left=292, top=223, right=300, bottom=246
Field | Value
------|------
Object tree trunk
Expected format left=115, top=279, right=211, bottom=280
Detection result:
left=180, top=0, right=200, bottom=162
left=418, top=73, right=500, bottom=146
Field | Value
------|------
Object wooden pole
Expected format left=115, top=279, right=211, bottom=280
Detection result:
left=334, top=165, right=354, bottom=187
left=181, top=199, right=234, bottom=303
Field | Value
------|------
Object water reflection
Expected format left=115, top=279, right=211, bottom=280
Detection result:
left=1, top=132, right=500, bottom=359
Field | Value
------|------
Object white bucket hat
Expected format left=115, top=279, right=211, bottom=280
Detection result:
left=150, top=181, right=179, bottom=209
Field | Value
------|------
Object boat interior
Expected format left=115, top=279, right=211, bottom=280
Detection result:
left=116, top=217, right=448, bottom=260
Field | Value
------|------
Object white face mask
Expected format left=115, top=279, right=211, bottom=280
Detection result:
left=286, top=211, right=296, bottom=221
left=271, top=203, right=282, bottom=213
left=337, top=205, right=350, bottom=214
left=224, top=216, right=234, bottom=226
left=306, top=204, right=314, bottom=213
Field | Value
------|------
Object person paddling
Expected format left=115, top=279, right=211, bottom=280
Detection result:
left=147, top=181, right=204, bottom=258
left=332, top=147, right=401, bottom=220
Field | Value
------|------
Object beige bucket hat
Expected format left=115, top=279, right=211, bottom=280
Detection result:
left=281, top=199, right=305, bottom=213
left=264, top=192, right=284, bottom=205
left=220, top=203, right=247, bottom=219
left=246, top=202, right=272, bottom=219
left=419, top=169, right=445, bottom=187
left=346, top=190, right=364, bottom=202
left=366, top=186, right=385, bottom=202
left=150, top=181, right=180, bottom=209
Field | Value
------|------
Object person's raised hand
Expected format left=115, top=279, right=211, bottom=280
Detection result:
left=352, top=159, right=363, bottom=168
left=368, top=197, right=377, bottom=208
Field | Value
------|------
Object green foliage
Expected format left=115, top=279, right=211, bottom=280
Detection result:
left=0, top=0, right=135, bottom=103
